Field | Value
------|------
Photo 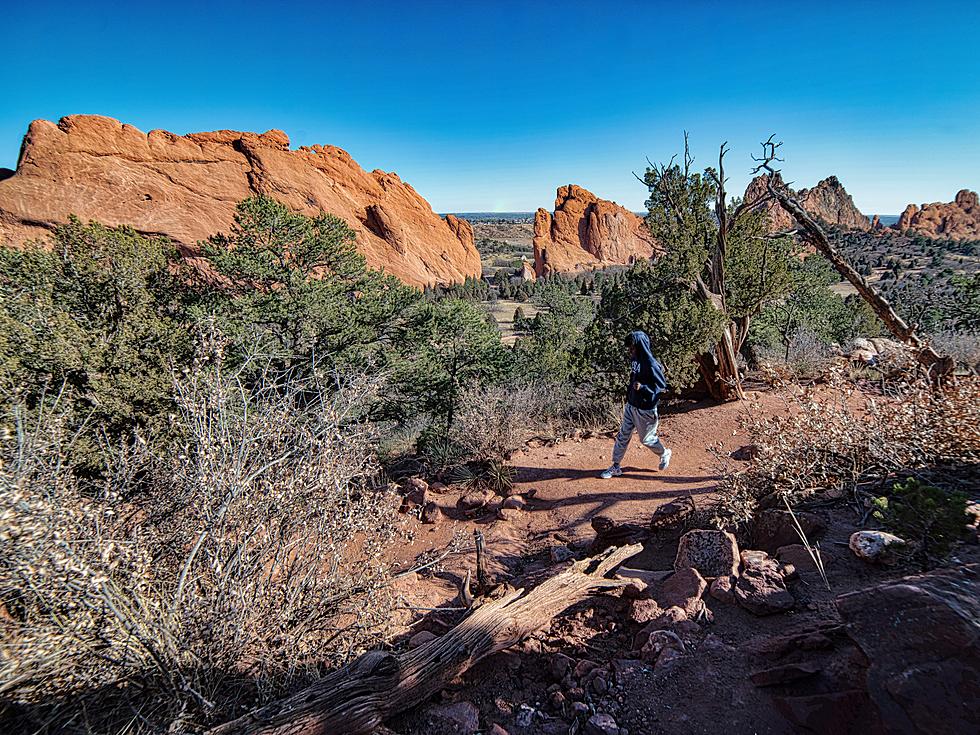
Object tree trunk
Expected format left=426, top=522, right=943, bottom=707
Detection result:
left=767, top=183, right=953, bottom=382
left=207, top=543, right=643, bottom=735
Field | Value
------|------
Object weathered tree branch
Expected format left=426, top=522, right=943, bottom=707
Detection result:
left=208, top=543, right=643, bottom=735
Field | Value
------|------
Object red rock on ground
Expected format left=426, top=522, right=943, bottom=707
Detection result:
left=836, top=563, right=980, bottom=734
left=0, top=115, right=481, bottom=287
left=533, top=184, right=659, bottom=277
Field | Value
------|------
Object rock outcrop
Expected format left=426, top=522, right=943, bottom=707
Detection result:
left=533, top=185, right=658, bottom=277
left=0, top=115, right=481, bottom=287
left=745, top=173, right=871, bottom=232
left=894, top=189, right=980, bottom=240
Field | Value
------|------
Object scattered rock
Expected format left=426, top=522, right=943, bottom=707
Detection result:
left=628, top=599, right=664, bottom=625
left=429, top=701, right=480, bottom=734
left=709, top=575, right=736, bottom=604
left=428, top=481, right=450, bottom=494
left=848, top=530, right=907, bottom=564
left=636, top=629, right=686, bottom=665
left=403, top=477, right=429, bottom=494
left=739, top=549, right=770, bottom=569
left=500, top=495, right=527, bottom=510
left=836, top=563, right=980, bottom=733
left=650, top=496, right=695, bottom=528
left=514, top=704, right=536, bottom=728
left=750, top=509, right=827, bottom=553
left=573, top=659, right=600, bottom=679
left=776, top=543, right=834, bottom=580
left=548, top=652, right=574, bottom=681
left=550, top=545, right=575, bottom=563
left=420, top=501, right=442, bottom=525
left=408, top=630, right=438, bottom=649
left=585, top=712, right=620, bottom=735
left=730, top=444, right=760, bottom=461
left=658, top=567, right=708, bottom=617
left=496, top=507, right=522, bottom=522
left=651, top=606, right=689, bottom=630
left=750, top=662, right=822, bottom=687
left=674, top=529, right=740, bottom=577
left=457, top=490, right=493, bottom=515
left=617, top=576, right=648, bottom=599
left=734, top=555, right=794, bottom=616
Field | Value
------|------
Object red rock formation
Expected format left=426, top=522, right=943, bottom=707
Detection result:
left=533, top=185, right=658, bottom=277
left=0, top=115, right=480, bottom=287
left=745, top=174, right=870, bottom=232
left=894, top=190, right=979, bottom=240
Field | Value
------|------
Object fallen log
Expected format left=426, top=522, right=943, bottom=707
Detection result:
left=208, top=543, right=643, bottom=735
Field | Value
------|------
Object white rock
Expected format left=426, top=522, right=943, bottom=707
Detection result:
left=849, top=530, right=906, bottom=564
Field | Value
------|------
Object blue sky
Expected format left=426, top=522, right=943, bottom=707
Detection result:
left=1, top=0, right=977, bottom=214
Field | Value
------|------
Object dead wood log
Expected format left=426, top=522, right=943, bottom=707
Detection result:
left=207, top=543, right=643, bottom=735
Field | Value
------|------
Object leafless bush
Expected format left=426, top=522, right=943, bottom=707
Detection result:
left=714, top=363, right=979, bottom=527
left=928, top=331, right=980, bottom=374
left=1, top=359, right=398, bottom=731
left=447, top=381, right=575, bottom=463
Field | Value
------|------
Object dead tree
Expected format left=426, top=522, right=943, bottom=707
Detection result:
left=750, top=136, right=953, bottom=382
left=207, top=543, right=642, bottom=735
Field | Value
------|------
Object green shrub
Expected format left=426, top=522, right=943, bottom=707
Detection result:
left=872, top=477, right=969, bottom=562
left=0, top=218, right=190, bottom=470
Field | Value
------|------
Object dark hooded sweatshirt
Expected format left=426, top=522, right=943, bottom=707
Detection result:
left=625, top=331, right=667, bottom=410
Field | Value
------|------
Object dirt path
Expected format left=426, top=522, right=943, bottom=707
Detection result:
left=387, top=392, right=782, bottom=627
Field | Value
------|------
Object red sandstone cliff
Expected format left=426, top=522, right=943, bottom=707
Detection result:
left=533, top=185, right=658, bottom=277
left=0, top=115, right=480, bottom=287
left=894, top=190, right=979, bottom=240
left=745, top=174, right=870, bottom=232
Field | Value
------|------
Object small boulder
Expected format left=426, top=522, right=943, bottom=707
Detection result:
left=709, top=575, right=736, bottom=604
left=585, top=713, right=619, bottom=735
left=408, top=630, right=438, bottom=649
left=659, top=567, right=708, bottom=617
left=550, top=545, right=575, bottom=563
left=421, top=501, right=442, bottom=525
left=848, top=530, right=906, bottom=564
left=500, top=495, right=527, bottom=510
left=735, top=555, right=794, bottom=615
left=674, top=529, right=740, bottom=578
left=750, top=509, right=827, bottom=553
left=429, top=701, right=480, bottom=733
left=650, top=497, right=695, bottom=528
left=457, top=490, right=493, bottom=515
left=628, top=598, right=664, bottom=625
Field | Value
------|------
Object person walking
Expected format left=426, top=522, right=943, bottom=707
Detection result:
left=600, top=330, right=671, bottom=478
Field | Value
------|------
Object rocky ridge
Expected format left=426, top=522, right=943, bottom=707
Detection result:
left=0, top=115, right=481, bottom=287
left=745, top=173, right=871, bottom=232
left=895, top=189, right=980, bottom=240
left=533, top=185, right=658, bottom=277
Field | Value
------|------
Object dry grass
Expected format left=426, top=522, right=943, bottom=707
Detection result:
left=714, top=360, right=979, bottom=529
left=1, top=358, right=400, bottom=732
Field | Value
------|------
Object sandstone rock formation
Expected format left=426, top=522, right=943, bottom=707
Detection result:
left=745, top=173, right=870, bottom=232
left=894, top=189, right=980, bottom=240
left=533, top=185, right=658, bottom=277
left=0, top=115, right=481, bottom=287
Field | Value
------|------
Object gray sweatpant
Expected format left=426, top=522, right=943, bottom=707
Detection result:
left=612, top=403, right=666, bottom=465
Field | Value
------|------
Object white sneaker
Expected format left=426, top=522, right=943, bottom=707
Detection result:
left=659, top=449, right=672, bottom=471
left=600, top=465, right=623, bottom=479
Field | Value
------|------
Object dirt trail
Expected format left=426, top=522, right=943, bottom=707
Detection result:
left=387, top=392, right=783, bottom=626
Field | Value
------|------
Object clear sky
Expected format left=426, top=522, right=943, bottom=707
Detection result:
left=1, top=0, right=978, bottom=214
